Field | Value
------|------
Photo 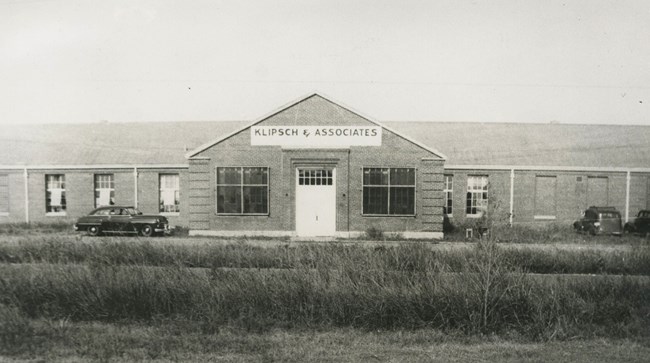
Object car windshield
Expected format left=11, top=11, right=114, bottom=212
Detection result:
left=600, top=212, right=619, bottom=219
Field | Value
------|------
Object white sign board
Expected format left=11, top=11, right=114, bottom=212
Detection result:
left=251, top=126, right=382, bottom=147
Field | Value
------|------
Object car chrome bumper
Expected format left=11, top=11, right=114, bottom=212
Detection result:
left=155, top=224, right=173, bottom=235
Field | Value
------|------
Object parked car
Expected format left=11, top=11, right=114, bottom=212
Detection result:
left=74, top=206, right=171, bottom=237
left=624, top=210, right=650, bottom=236
left=573, top=206, right=623, bottom=236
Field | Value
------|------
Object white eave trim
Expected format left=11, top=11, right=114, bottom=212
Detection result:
left=445, top=164, right=650, bottom=173
left=0, top=164, right=189, bottom=170
left=185, top=93, right=318, bottom=159
left=184, top=92, right=447, bottom=160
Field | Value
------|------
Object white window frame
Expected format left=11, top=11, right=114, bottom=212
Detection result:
left=94, top=174, right=115, bottom=208
left=362, top=167, right=417, bottom=217
left=159, top=173, right=180, bottom=215
left=0, top=174, right=8, bottom=216
left=466, top=175, right=488, bottom=218
left=444, top=174, right=453, bottom=216
left=215, top=166, right=270, bottom=216
left=298, top=169, right=333, bottom=186
left=45, top=174, right=66, bottom=216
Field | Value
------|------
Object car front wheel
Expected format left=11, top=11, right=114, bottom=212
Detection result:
left=87, top=225, right=100, bottom=237
left=588, top=226, right=597, bottom=236
left=140, top=224, right=154, bottom=237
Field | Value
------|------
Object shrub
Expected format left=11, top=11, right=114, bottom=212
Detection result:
left=443, top=213, right=455, bottom=233
left=364, top=227, right=384, bottom=240
left=171, top=225, right=190, bottom=237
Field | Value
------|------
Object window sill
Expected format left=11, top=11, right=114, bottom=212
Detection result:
left=362, top=214, right=416, bottom=218
left=46, top=212, right=67, bottom=217
left=161, top=212, right=180, bottom=216
left=216, top=213, right=270, bottom=216
left=534, top=215, right=556, bottom=220
left=466, top=214, right=485, bottom=219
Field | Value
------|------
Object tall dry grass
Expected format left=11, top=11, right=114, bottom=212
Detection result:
left=0, top=236, right=648, bottom=275
left=1, top=240, right=648, bottom=339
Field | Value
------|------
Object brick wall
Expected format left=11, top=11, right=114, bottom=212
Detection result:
left=444, top=168, right=650, bottom=227
left=137, top=168, right=189, bottom=227
left=188, top=159, right=211, bottom=230
left=0, top=171, right=26, bottom=223
left=0, top=168, right=189, bottom=226
left=629, top=174, right=649, bottom=216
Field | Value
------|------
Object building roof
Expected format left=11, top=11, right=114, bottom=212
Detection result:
left=1, top=119, right=649, bottom=169
left=390, top=122, right=650, bottom=169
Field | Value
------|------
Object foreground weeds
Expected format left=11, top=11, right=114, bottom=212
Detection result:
left=1, top=240, right=648, bottom=340
left=2, top=317, right=649, bottom=362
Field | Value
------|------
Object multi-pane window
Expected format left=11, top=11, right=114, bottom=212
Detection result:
left=466, top=176, right=488, bottom=216
left=46, top=174, right=66, bottom=214
left=444, top=175, right=453, bottom=215
left=299, top=169, right=333, bottom=185
left=159, top=174, right=180, bottom=213
left=0, top=174, right=8, bottom=214
left=94, top=174, right=115, bottom=207
left=362, top=168, right=416, bottom=215
left=217, top=167, right=268, bottom=214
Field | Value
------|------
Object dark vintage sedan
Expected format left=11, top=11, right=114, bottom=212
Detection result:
left=73, top=206, right=171, bottom=237
left=624, top=210, right=650, bottom=236
left=573, top=206, right=623, bottom=236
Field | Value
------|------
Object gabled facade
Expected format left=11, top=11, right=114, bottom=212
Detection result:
left=185, top=94, right=446, bottom=238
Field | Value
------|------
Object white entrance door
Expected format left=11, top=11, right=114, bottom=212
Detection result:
left=295, top=168, right=336, bottom=236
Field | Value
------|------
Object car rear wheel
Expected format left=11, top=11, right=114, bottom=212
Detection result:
left=140, top=224, right=154, bottom=237
left=87, top=225, right=100, bottom=237
left=572, top=221, right=582, bottom=232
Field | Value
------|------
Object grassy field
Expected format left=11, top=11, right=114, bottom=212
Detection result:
left=1, top=235, right=648, bottom=275
left=1, top=225, right=649, bottom=361
left=2, top=318, right=649, bottom=362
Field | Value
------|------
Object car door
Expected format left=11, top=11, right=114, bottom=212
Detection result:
left=100, top=208, right=118, bottom=232
left=110, top=208, right=135, bottom=233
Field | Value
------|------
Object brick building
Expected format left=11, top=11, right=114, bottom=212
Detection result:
left=1, top=93, right=649, bottom=238
left=184, top=94, right=445, bottom=238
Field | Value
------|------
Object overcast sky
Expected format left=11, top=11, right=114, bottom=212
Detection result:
left=1, top=0, right=648, bottom=125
